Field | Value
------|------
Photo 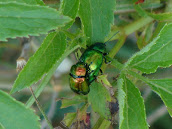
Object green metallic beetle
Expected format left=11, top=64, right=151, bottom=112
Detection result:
left=69, top=62, right=90, bottom=95
left=79, top=43, right=107, bottom=84
left=69, top=31, right=119, bottom=95
left=69, top=43, right=108, bottom=95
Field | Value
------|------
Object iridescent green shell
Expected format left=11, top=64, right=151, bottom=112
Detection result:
left=69, top=62, right=90, bottom=95
left=69, top=76, right=90, bottom=95
left=70, top=62, right=86, bottom=76
left=69, top=43, right=106, bottom=95
left=79, top=43, right=106, bottom=83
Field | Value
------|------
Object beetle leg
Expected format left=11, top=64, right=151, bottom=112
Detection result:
left=113, top=74, right=120, bottom=81
left=69, top=73, right=76, bottom=78
left=104, top=56, right=111, bottom=64
left=100, top=69, right=103, bottom=75
left=76, top=52, right=79, bottom=60
left=103, top=52, right=108, bottom=56
left=89, top=76, right=97, bottom=84
left=69, top=73, right=85, bottom=79
left=103, top=53, right=112, bottom=64
left=88, top=70, right=94, bottom=74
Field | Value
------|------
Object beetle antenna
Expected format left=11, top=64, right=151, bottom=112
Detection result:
left=105, top=31, right=119, bottom=44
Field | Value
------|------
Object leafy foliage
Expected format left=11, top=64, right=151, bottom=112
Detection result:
left=134, top=4, right=172, bottom=21
left=88, top=82, right=111, bottom=119
left=125, top=23, right=172, bottom=74
left=148, top=79, right=172, bottom=116
left=1, top=0, right=172, bottom=129
left=0, top=90, right=40, bottom=129
left=0, top=2, right=71, bottom=41
left=61, top=95, right=87, bottom=108
left=118, top=76, right=148, bottom=129
left=0, top=123, right=5, bottom=129
left=0, top=0, right=45, bottom=5
left=79, top=0, right=116, bottom=45
left=60, top=0, right=79, bottom=29
left=11, top=32, right=66, bottom=93
left=25, top=36, right=80, bottom=108
left=63, top=113, right=77, bottom=127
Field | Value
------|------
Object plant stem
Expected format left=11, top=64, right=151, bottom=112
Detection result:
left=106, top=16, right=154, bottom=41
left=124, top=17, right=154, bottom=35
left=92, top=117, right=104, bottom=129
left=29, top=87, right=54, bottom=129
left=102, top=16, right=154, bottom=73
left=101, top=36, right=126, bottom=72
left=108, top=35, right=126, bottom=58
left=126, top=70, right=149, bottom=84
left=106, top=57, right=124, bottom=71
left=103, top=17, right=153, bottom=71
left=63, top=30, right=76, bottom=39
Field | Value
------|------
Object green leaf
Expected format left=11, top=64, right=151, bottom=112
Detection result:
left=61, top=95, right=87, bottom=108
left=0, top=2, right=71, bottom=41
left=60, top=0, right=79, bottom=29
left=118, top=76, right=148, bottom=129
left=125, top=23, right=172, bottom=74
left=136, top=22, right=154, bottom=49
left=0, top=90, right=40, bottom=129
left=149, top=12, right=172, bottom=21
left=134, top=4, right=148, bottom=17
left=0, top=0, right=45, bottom=5
left=134, top=4, right=172, bottom=21
left=88, top=81, right=111, bottom=119
left=79, top=0, right=116, bottom=45
left=63, top=113, right=77, bottom=127
left=26, top=40, right=80, bottom=107
left=151, top=22, right=166, bottom=40
left=35, top=0, right=45, bottom=5
left=11, top=31, right=66, bottom=94
left=97, top=75, right=112, bottom=87
left=98, top=119, right=111, bottom=129
left=63, top=104, right=88, bottom=127
left=148, top=79, right=172, bottom=117
left=0, top=123, right=5, bottom=129
left=92, top=117, right=104, bottom=129
left=116, top=0, right=163, bottom=13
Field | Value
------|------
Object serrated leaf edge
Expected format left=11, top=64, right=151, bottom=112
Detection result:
left=0, top=2, right=71, bottom=41
left=0, top=90, right=41, bottom=128
left=124, top=23, right=171, bottom=74
left=118, top=77, right=149, bottom=128
left=148, top=79, right=172, bottom=117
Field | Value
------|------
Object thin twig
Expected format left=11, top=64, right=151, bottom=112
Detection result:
left=29, top=87, right=54, bottom=129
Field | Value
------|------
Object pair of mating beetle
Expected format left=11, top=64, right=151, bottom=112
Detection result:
left=69, top=32, right=119, bottom=95
left=69, top=43, right=108, bottom=95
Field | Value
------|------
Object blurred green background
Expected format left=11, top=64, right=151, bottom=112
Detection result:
left=0, top=0, right=172, bottom=129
